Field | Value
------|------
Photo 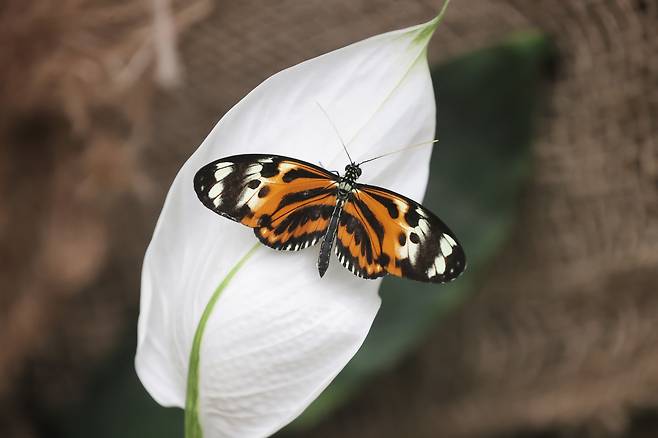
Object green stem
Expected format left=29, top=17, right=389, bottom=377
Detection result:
left=184, top=244, right=260, bottom=438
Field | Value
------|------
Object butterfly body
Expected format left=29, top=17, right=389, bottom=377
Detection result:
left=194, top=154, right=465, bottom=283
left=317, top=163, right=362, bottom=277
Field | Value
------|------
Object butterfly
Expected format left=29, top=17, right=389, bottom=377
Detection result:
left=193, top=150, right=466, bottom=283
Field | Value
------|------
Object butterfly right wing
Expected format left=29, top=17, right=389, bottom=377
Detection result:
left=194, top=154, right=339, bottom=250
left=335, top=184, right=466, bottom=282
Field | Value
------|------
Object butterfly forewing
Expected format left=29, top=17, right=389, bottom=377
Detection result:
left=335, top=184, right=466, bottom=283
left=194, top=154, right=338, bottom=251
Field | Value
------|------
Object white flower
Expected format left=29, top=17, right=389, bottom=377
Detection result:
left=136, top=6, right=447, bottom=438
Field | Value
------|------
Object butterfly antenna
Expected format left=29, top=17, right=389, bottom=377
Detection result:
left=358, top=139, right=439, bottom=166
left=316, top=101, right=354, bottom=164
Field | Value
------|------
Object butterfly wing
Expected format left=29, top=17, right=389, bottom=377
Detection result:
left=194, top=154, right=338, bottom=250
left=335, top=183, right=466, bottom=283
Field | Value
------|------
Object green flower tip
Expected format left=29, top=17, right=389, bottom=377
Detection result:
left=413, top=0, right=451, bottom=46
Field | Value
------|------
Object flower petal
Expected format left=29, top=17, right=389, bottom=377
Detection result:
left=136, top=16, right=440, bottom=438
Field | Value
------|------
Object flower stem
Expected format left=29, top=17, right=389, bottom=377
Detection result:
left=184, top=243, right=260, bottom=438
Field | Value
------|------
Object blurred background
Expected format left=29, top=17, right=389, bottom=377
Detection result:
left=1, top=0, right=657, bottom=437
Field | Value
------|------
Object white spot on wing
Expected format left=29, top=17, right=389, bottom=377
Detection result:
left=244, top=163, right=263, bottom=174
left=407, top=239, right=420, bottom=265
left=436, top=256, right=446, bottom=274
left=208, top=181, right=224, bottom=199
left=394, top=199, right=409, bottom=215
left=427, top=256, right=446, bottom=278
left=417, top=216, right=430, bottom=236
left=237, top=180, right=264, bottom=210
left=214, top=166, right=232, bottom=181
left=440, top=236, right=453, bottom=257
left=278, top=162, right=298, bottom=173
left=443, top=234, right=457, bottom=247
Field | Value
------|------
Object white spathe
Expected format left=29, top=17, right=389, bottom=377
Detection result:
left=136, top=18, right=439, bottom=438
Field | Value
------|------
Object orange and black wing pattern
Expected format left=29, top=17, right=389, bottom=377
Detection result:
left=335, top=184, right=465, bottom=283
left=194, top=154, right=338, bottom=251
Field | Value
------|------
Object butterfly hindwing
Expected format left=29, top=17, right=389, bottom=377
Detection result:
left=194, top=154, right=339, bottom=251
left=335, top=184, right=466, bottom=283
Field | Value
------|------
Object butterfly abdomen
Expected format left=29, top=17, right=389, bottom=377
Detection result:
left=317, top=198, right=345, bottom=277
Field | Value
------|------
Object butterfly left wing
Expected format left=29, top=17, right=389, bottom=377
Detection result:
left=194, top=154, right=338, bottom=251
left=335, top=184, right=466, bottom=283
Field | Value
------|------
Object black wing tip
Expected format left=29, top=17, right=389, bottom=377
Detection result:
left=193, top=167, right=216, bottom=211
left=193, top=163, right=211, bottom=194
left=438, top=246, right=467, bottom=284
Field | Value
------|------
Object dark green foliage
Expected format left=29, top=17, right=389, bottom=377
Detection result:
left=57, top=338, right=184, bottom=438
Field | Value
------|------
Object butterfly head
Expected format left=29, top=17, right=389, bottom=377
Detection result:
left=344, top=163, right=362, bottom=181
